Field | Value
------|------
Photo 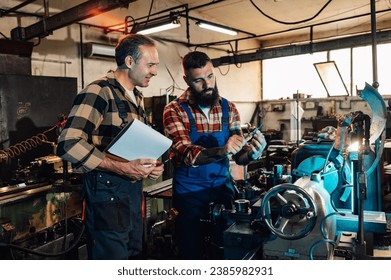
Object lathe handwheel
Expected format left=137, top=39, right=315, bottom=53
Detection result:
left=260, top=184, right=317, bottom=240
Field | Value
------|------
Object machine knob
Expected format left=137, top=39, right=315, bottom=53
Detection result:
left=281, top=203, right=297, bottom=218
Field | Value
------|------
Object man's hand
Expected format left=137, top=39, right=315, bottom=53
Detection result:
left=147, top=162, right=164, bottom=180
left=249, top=131, right=267, bottom=160
left=99, top=156, right=164, bottom=181
left=224, top=134, right=245, bottom=155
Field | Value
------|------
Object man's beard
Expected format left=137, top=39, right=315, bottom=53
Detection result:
left=191, top=85, right=220, bottom=107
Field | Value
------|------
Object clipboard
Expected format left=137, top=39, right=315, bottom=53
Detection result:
left=105, top=119, right=172, bottom=161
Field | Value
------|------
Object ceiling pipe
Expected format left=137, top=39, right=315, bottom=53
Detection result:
left=10, top=0, right=137, bottom=41
left=210, top=29, right=391, bottom=67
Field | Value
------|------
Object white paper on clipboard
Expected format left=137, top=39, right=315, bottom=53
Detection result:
left=106, top=119, right=172, bottom=161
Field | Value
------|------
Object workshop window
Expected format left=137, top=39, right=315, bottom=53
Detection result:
left=263, top=43, right=391, bottom=100
left=353, top=44, right=391, bottom=95
left=263, top=52, right=327, bottom=100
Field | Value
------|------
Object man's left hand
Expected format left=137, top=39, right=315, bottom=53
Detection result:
left=249, top=131, right=267, bottom=160
left=147, top=162, right=164, bottom=180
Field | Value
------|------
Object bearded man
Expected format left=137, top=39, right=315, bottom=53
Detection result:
left=162, top=51, right=266, bottom=259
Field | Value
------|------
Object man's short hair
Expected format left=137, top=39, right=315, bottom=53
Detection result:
left=115, top=34, right=155, bottom=67
left=182, top=51, right=212, bottom=72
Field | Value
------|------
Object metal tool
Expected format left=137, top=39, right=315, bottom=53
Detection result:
left=242, top=124, right=263, bottom=146
left=228, top=124, right=263, bottom=157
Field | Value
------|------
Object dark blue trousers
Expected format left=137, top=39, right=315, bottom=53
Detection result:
left=83, top=171, right=142, bottom=260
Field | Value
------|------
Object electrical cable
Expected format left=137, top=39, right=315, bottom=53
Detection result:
left=217, top=64, right=230, bottom=76
left=321, top=141, right=335, bottom=175
left=0, top=219, right=85, bottom=259
left=249, top=0, right=333, bottom=25
left=165, top=64, right=183, bottom=93
left=143, top=0, right=155, bottom=29
left=0, top=133, right=48, bottom=162
left=33, top=36, right=41, bottom=46
left=319, top=142, right=351, bottom=210
left=320, top=211, right=345, bottom=240
left=0, top=118, right=66, bottom=162
left=195, top=41, right=241, bottom=68
left=124, top=15, right=135, bottom=34
left=309, top=211, right=346, bottom=259
left=226, top=42, right=241, bottom=68
left=309, top=239, right=336, bottom=260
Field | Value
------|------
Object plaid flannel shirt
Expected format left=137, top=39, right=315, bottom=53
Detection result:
left=57, top=70, right=147, bottom=172
left=163, top=88, right=243, bottom=166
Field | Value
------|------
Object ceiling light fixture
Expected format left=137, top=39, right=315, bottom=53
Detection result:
left=137, top=19, right=181, bottom=35
left=196, top=21, right=238, bottom=36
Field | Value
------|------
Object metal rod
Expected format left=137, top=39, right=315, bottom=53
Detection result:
left=370, top=0, right=379, bottom=89
left=0, top=0, right=38, bottom=16
left=350, top=48, right=353, bottom=95
left=185, top=6, right=190, bottom=45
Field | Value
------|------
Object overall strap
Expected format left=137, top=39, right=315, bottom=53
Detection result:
left=98, top=80, right=128, bottom=128
left=178, top=100, right=197, bottom=132
left=221, top=97, right=229, bottom=132
left=179, top=98, right=230, bottom=132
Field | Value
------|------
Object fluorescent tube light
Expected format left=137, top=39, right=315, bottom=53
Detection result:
left=137, top=21, right=181, bottom=35
left=196, top=21, right=237, bottom=36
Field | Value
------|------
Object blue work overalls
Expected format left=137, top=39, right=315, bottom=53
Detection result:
left=82, top=81, right=144, bottom=260
left=173, top=98, right=235, bottom=259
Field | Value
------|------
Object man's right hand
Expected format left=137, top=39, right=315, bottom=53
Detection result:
left=224, top=134, right=245, bottom=155
left=99, top=156, right=164, bottom=181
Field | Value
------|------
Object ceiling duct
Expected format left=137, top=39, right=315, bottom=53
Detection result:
left=85, top=42, right=115, bottom=58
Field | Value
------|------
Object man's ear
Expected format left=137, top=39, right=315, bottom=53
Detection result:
left=183, top=75, right=190, bottom=86
left=125, top=55, right=134, bottom=69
